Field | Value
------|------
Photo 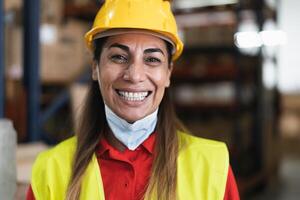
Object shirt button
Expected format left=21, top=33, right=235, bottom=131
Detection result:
left=124, top=182, right=129, bottom=187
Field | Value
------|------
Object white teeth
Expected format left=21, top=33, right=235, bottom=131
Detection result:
left=118, top=91, right=149, bottom=101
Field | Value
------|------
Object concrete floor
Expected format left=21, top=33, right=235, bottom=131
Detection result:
left=248, top=145, right=300, bottom=200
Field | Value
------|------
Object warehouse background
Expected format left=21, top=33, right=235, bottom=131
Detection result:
left=0, top=0, right=299, bottom=199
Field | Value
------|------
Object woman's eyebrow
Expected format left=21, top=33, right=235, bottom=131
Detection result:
left=144, top=48, right=165, bottom=55
left=108, top=43, right=130, bottom=52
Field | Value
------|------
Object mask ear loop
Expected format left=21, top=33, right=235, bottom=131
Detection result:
left=96, top=64, right=107, bottom=106
left=96, top=64, right=101, bottom=87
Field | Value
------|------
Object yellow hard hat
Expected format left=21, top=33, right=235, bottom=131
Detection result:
left=84, top=0, right=184, bottom=61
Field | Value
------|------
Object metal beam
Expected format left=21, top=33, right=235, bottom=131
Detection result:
left=0, top=0, right=4, bottom=118
left=24, top=0, right=41, bottom=141
left=40, top=90, right=70, bottom=126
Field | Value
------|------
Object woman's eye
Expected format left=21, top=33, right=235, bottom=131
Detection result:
left=145, top=57, right=161, bottom=64
left=110, top=55, right=128, bottom=64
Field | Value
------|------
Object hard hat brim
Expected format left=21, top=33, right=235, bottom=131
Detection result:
left=85, top=27, right=183, bottom=61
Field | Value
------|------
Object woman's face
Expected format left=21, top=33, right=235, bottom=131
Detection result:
left=93, top=33, right=172, bottom=123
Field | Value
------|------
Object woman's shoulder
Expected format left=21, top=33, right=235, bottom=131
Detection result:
left=31, top=137, right=77, bottom=198
left=177, top=130, right=229, bottom=161
left=33, top=137, right=77, bottom=169
left=177, top=131, right=230, bottom=200
left=177, top=130, right=229, bottom=172
left=177, top=130, right=227, bottom=149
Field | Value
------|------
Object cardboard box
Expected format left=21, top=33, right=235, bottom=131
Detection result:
left=173, top=0, right=237, bottom=10
left=5, top=24, right=23, bottom=77
left=5, top=19, right=91, bottom=84
left=5, top=0, right=64, bottom=24
left=16, top=143, right=49, bottom=183
left=4, top=0, right=22, bottom=11
left=72, top=0, right=92, bottom=5
left=41, top=20, right=91, bottom=84
left=41, top=0, right=64, bottom=24
left=183, top=25, right=234, bottom=47
left=5, top=80, right=27, bottom=141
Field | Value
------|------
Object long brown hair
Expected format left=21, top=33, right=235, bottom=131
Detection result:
left=66, top=37, right=185, bottom=200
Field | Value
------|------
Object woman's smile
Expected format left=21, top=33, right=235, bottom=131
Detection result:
left=115, top=89, right=151, bottom=102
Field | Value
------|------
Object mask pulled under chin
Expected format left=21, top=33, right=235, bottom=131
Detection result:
left=104, top=104, right=158, bottom=150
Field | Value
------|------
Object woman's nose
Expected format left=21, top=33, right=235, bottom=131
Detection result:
left=123, top=61, right=146, bottom=83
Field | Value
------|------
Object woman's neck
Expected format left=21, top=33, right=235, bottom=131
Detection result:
left=103, top=129, right=127, bottom=152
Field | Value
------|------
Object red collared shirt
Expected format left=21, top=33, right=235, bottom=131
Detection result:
left=27, top=133, right=239, bottom=200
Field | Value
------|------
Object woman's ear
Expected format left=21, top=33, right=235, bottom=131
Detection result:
left=92, top=61, right=98, bottom=81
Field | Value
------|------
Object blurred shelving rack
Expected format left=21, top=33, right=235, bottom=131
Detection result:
left=3, top=0, right=280, bottom=197
left=170, top=0, right=280, bottom=196
left=1, top=0, right=96, bottom=143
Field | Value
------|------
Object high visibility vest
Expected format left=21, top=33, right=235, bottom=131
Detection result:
left=31, top=131, right=229, bottom=200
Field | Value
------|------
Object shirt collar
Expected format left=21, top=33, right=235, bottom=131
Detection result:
left=97, top=131, right=156, bottom=156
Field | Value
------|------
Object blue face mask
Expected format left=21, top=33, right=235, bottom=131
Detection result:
left=104, top=105, right=158, bottom=151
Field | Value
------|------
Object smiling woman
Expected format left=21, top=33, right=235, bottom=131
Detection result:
left=27, top=1, right=239, bottom=200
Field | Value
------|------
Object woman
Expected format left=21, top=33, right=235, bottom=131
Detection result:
left=27, top=0, right=239, bottom=199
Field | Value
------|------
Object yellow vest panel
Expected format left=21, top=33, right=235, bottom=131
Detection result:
left=31, top=131, right=229, bottom=200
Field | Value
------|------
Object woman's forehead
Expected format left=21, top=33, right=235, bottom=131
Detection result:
left=104, top=33, right=167, bottom=49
